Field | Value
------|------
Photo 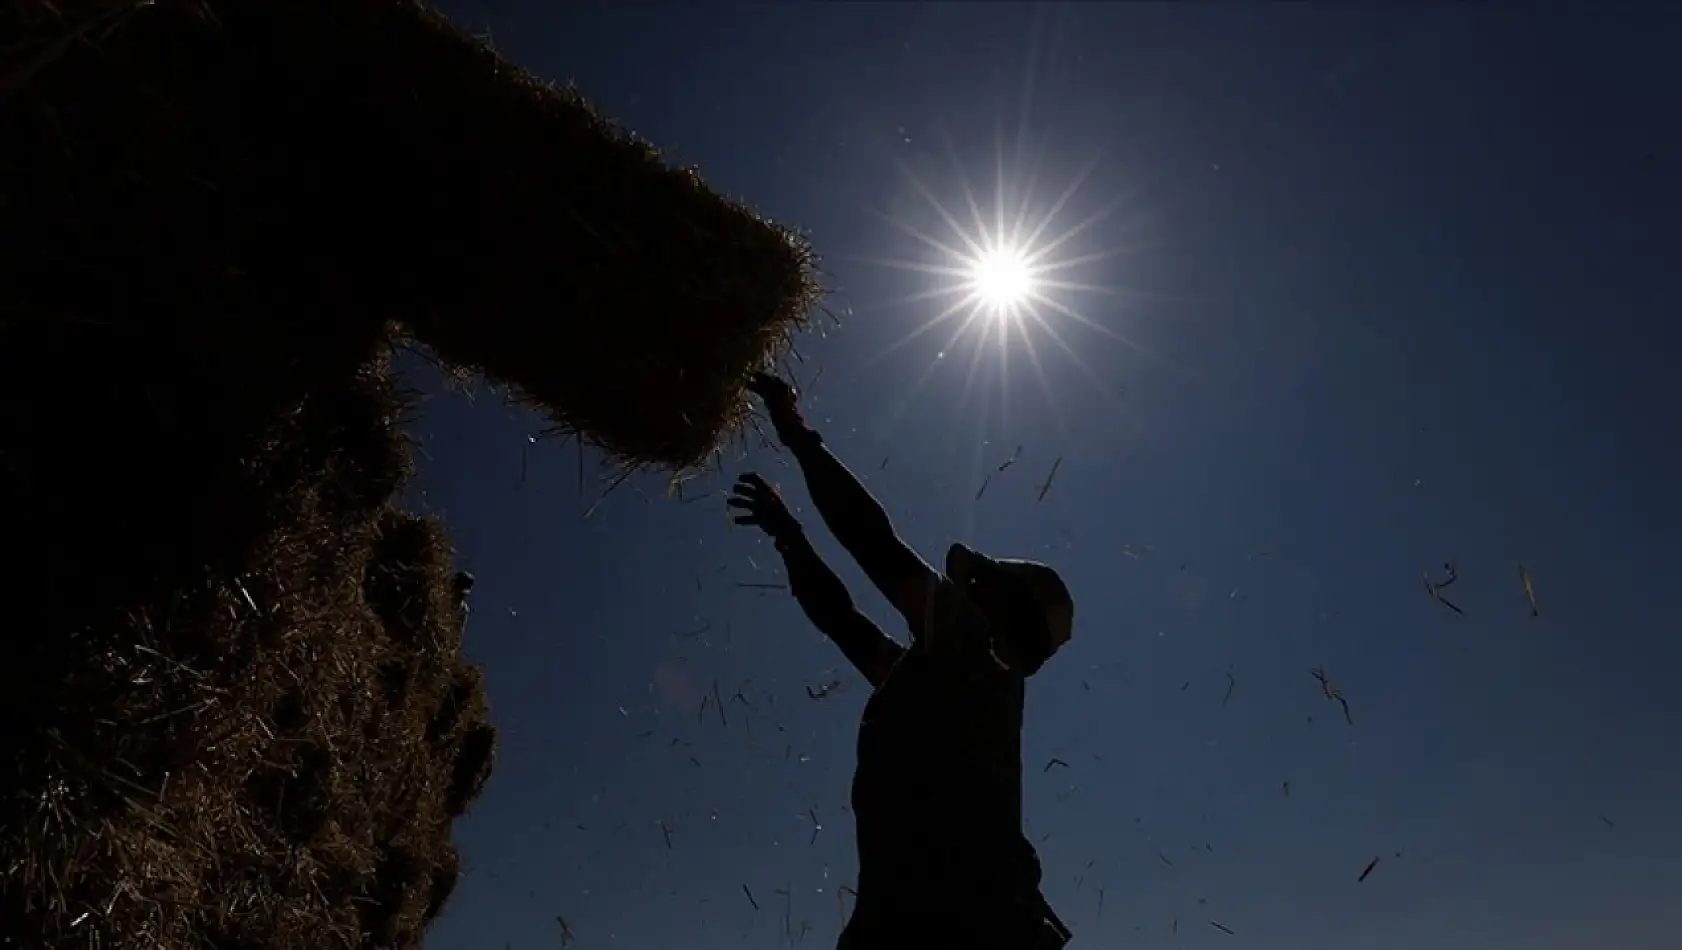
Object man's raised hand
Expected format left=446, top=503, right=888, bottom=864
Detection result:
left=747, top=372, right=808, bottom=446
left=747, top=371, right=798, bottom=412
left=727, top=472, right=800, bottom=541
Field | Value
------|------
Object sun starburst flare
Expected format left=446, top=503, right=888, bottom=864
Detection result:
left=851, top=135, right=1171, bottom=438
left=968, top=245, right=1038, bottom=318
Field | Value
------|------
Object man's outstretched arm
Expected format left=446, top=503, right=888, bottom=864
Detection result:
left=749, top=375, right=941, bottom=638
left=729, top=473, right=904, bottom=686
left=776, top=525, right=904, bottom=687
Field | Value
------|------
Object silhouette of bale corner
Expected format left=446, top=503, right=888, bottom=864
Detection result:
left=5, top=0, right=819, bottom=470
left=0, top=0, right=818, bottom=947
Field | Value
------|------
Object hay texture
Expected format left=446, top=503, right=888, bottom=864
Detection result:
left=4, top=0, right=820, bottom=471
left=1, top=0, right=819, bottom=947
left=0, top=341, right=495, bottom=950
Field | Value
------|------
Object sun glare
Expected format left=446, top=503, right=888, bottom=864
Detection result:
left=969, top=247, right=1035, bottom=315
left=852, top=134, right=1166, bottom=435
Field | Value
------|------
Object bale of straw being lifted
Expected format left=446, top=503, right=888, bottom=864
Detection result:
left=4, top=0, right=821, bottom=470
left=1, top=1, right=819, bottom=947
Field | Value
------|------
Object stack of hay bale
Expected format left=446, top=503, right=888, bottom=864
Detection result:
left=0, top=1, right=819, bottom=947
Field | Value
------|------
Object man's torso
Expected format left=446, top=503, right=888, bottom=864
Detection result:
left=847, top=577, right=1050, bottom=935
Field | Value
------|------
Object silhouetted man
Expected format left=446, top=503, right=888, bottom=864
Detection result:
left=728, top=373, right=1073, bottom=950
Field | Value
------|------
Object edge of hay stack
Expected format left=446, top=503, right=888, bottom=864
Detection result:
left=2, top=0, right=821, bottom=947
left=0, top=341, right=499, bottom=949
left=360, top=1, right=825, bottom=468
left=6, top=0, right=822, bottom=473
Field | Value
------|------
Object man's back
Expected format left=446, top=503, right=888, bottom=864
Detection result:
left=845, top=577, right=1048, bottom=941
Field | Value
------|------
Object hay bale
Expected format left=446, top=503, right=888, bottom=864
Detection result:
left=2, top=0, right=821, bottom=945
left=0, top=336, right=496, bottom=949
left=3, top=0, right=820, bottom=470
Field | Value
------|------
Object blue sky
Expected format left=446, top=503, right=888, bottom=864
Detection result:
left=409, top=4, right=1681, bottom=948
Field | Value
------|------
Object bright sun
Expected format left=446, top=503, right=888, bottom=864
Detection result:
left=968, top=247, right=1036, bottom=315
left=851, top=139, right=1162, bottom=430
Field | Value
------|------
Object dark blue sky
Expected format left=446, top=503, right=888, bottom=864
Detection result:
left=408, top=4, right=1681, bottom=948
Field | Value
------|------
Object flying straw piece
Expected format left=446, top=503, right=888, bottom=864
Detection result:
left=1036, top=457, right=1064, bottom=503
left=1438, top=559, right=1460, bottom=587
left=1310, top=667, right=1354, bottom=725
left=713, top=678, right=727, bottom=728
left=1210, top=920, right=1235, bottom=935
left=1424, top=560, right=1464, bottom=614
left=1044, top=757, right=1070, bottom=773
left=975, top=473, right=993, bottom=501
left=583, top=468, right=634, bottom=519
left=1221, top=672, right=1236, bottom=707
left=997, top=444, right=1024, bottom=472
left=1357, top=856, right=1380, bottom=882
left=775, top=885, right=793, bottom=941
left=1518, top=563, right=1540, bottom=616
left=743, top=885, right=759, bottom=911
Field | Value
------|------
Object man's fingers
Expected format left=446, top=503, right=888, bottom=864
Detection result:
left=730, top=484, right=768, bottom=506
left=734, top=477, right=781, bottom=505
left=731, top=473, right=791, bottom=532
